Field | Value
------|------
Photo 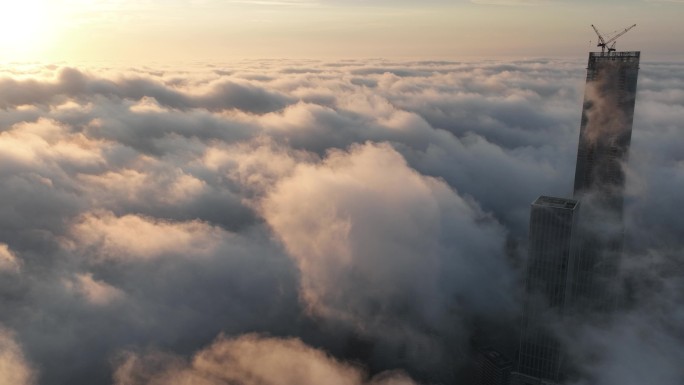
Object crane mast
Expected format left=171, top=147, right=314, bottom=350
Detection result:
left=591, top=24, right=637, bottom=53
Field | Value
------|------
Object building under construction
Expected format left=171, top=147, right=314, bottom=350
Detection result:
left=511, top=25, right=640, bottom=385
left=571, top=48, right=640, bottom=312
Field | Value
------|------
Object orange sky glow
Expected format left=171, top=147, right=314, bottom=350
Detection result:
left=0, top=0, right=682, bottom=63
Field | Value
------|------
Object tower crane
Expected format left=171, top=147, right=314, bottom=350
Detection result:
left=591, top=24, right=637, bottom=53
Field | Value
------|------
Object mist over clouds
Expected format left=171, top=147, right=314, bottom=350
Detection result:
left=0, top=59, right=682, bottom=384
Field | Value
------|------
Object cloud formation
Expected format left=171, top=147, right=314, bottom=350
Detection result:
left=113, top=334, right=418, bottom=385
left=262, top=142, right=513, bottom=372
left=0, top=327, right=35, bottom=385
left=0, top=59, right=681, bottom=385
left=67, top=211, right=226, bottom=261
left=0, top=243, right=21, bottom=272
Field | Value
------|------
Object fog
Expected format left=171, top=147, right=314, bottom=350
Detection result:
left=0, top=59, right=681, bottom=384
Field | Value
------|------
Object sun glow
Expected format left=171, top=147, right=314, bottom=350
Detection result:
left=0, top=0, right=54, bottom=59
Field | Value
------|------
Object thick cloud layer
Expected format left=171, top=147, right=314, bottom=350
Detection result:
left=113, top=334, right=418, bottom=385
left=0, top=59, right=681, bottom=385
left=262, top=142, right=512, bottom=373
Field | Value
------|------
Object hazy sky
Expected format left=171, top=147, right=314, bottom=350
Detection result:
left=2, top=0, right=683, bottom=62
left=0, top=2, right=683, bottom=385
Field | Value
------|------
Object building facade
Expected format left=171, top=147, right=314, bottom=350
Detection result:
left=573, top=51, right=640, bottom=213
left=475, top=347, right=514, bottom=385
left=516, top=196, right=580, bottom=383
left=515, top=50, right=640, bottom=384
left=571, top=51, right=640, bottom=311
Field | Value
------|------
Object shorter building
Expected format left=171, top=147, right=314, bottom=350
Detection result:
left=475, top=347, right=513, bottom=385
left=516, top=196, right=580, bottom=383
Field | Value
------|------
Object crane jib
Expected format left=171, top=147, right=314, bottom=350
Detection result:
left=590, top=24, right=637, bottom=53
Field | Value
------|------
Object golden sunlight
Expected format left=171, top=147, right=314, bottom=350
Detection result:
left=0, top=0, right=53, bottom=58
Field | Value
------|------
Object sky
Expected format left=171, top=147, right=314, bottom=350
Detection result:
left=1, top=0, right=683, bottom=62
left=0, top=2, right=683, bottom=385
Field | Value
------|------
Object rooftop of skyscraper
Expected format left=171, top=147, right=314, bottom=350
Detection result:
left=533, top=196, right=578, bottom=210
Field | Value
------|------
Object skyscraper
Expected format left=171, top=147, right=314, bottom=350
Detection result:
left=516, top=196, right=580, bottom=384
left=571, top=51, right=640, bottom=311
left=514, top=47, right=640, bottom=384
left=573, top=51, right=640, bottom=213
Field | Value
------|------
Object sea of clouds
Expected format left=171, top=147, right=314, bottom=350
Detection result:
left=0, top=58, right=682, bottom=385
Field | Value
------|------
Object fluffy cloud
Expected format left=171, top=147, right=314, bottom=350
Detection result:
left=66, top=211, right=226, bottom=261
left=0, top=243, right=21, bottom=272
left=0, top=59, right=681, bottom=385
left=262, top=142, right=513, bottom=370
left=0, top=328, right=34, bottom=385
left=113, top=334, right=419, bottom=385
left=63, top=273, right=125, bottom=306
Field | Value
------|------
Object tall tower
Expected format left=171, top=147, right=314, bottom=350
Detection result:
left=513, top=30, right=640, bottom=384
left=571, top=51, right=640, bottom=310
left=573, top=51, right=640, bottom=213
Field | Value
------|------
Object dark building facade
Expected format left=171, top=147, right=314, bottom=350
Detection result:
left=573, top=51, right=640, bottom=213
left=571, top=51, right=640, bottom=311
left=515, top=50, right=640, bottom=384
left=516, top=197, right=580, bottom=383
left=475, top=347, right=514, bottom=385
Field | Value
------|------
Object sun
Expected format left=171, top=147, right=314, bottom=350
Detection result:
left=0, top=0, right=53, bottom=59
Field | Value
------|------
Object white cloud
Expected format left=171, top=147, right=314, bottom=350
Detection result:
left=64, top=273, right=125, bottom=306
left=113, top=334, right=419, bottom=385
left=0, top=60, right=681, bottom=385
left=0, top=244, right=20, bottom=273
left=66, top=211, right=227, bottom=261
left=261, top=142, right=513, bottom=367
left=0, top=328, right=35, bottom=385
